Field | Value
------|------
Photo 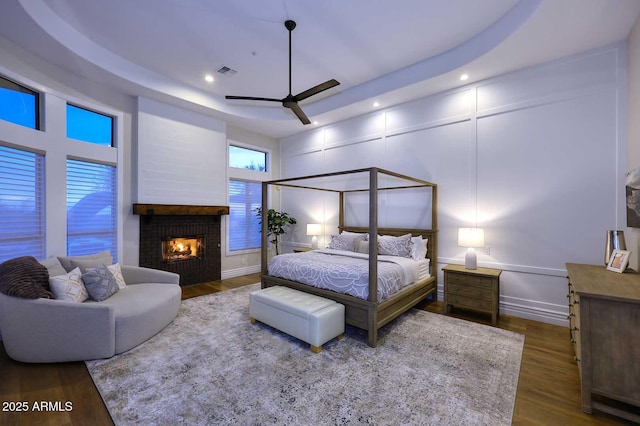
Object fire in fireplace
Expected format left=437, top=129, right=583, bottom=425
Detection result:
left=161, top=236, right=205, bottom=263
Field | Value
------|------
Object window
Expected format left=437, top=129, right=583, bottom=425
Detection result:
left=229, top=145, right=267, bottom=171
left=66, top=104, right=114, bottom=146
left=66, top=159, right=117, bottom=260
left=227, top=142, right=270, bottom=253
left=228, top=180, right=261, bottom=251
left=0, top=76, right=39, bottom=129
left=0, top=145, right=45, bottom=262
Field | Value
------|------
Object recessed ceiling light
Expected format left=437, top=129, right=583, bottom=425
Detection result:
left=460, top=74, right=469, bottom=81
left=373, top=102, right=380, bottom=107
left=313, top=121, right=319, bottom=125
left=204, top=74, right=214, bottom=83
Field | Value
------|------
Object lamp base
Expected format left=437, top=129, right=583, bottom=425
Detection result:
left=311, top=236, right=318, bottom=250
left=464, top=247, right=477, bottom=270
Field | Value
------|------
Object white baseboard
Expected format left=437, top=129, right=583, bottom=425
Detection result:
left=221, top=264, right=261, bottom=280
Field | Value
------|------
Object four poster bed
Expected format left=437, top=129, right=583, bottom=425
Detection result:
left=260, top=167, right=438, bottom=347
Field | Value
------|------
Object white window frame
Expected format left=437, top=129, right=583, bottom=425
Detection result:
left=0, top=66, right=124, bottom=261
left=226, top=140, right=271, bottom=256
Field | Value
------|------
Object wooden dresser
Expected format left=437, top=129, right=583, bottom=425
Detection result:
left=566, top=263, right=640, bottom=423
left=443, top=264, right=501, bottom=325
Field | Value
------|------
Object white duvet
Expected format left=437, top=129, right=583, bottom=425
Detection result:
left=267, top=248, right=429, bottom=301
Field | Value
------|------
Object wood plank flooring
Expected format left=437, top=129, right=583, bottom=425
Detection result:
left=0, top=274, right=627, bottom=425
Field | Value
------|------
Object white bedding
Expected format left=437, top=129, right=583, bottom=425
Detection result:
left=267, top=248, right=430, bottom=301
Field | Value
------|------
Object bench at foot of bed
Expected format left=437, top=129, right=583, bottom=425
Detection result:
left=249, top=286, right=345, bottom=353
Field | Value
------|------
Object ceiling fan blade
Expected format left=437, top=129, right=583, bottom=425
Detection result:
left=294, top=79, right=340, bottom=102
left=288, top=102, right=311, bottom=125
left=225, top=95, right=283, bottom=102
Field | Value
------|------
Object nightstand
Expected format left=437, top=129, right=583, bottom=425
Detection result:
left=293, top=247, right=312, bottom=253
left=443, top=264, right=502, bottom=325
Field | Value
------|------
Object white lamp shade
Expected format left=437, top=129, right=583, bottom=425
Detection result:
left=458, top=228, right=485, bottom=248
left=306, top=223, right=321, bottom=236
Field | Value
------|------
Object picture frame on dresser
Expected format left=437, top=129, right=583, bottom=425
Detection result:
left=606, top=249, right=631, bottom=273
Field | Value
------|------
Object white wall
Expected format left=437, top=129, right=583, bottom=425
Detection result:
left=136, top=97, right=227, bottom=206
left=279, top=43, right=628, bottom=326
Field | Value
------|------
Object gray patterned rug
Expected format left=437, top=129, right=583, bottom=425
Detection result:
left=86, top=284, right=524, bottom=425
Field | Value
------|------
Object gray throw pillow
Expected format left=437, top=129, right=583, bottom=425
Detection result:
left=82, top=264, right=119, bottom=302
left=58, top=250, right=112, bottom=272
left=39, top=256, right=68, bottom=277
left=70, top=257, right=114, bottom=273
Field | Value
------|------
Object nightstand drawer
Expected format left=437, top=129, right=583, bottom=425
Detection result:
left=448, top=283, right=492, bottom=300
left=447, top=294, right=493, bottom=312
left=447, top=272, right=494, bottom=289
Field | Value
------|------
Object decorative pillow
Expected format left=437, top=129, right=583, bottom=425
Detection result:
left=328, top=232, right=367, bottom=251
left=378, top=234, right=412, bottom=258
left=410, top=236, right=428, bottom=260
left=82, top=264, right=119, bottom=302
left=356, top=240, right=369, bottom=254
left=107, top=263, right=127, bottom=289
left=0, top=256, right=52, bottom=299
left=58, top=250, right=112, bottom=272
left=49, top=267, right=88, bottom=303
left=39, top=256, right=68, bottom=277
left=70, top=256, right=114, bottom=273
left=340, top=231, right=369, bottom=240
left=328, top=234, right=353, bottom=251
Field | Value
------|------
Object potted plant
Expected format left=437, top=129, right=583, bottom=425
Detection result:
left=256, top=208, right=297, bottom=255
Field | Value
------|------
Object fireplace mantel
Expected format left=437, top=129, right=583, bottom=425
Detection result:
left=133, top=204, right=229, bottom=216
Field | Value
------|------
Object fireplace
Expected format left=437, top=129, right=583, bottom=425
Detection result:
left=161, top=236, right=205, bottom=263
left=134, top=204, right=229, bottom=286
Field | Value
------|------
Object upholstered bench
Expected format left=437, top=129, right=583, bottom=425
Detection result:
left=249, top=286, right=345, bottom=353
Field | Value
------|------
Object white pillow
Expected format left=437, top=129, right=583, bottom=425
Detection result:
left=410, top=236, right=428, bottom=260
left=356, top=240, right=369, bottom=254
left=49, top=267, right=88, bottom=303
left=107, top=263, right=127, bottom=289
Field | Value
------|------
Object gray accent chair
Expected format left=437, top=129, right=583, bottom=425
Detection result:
left=0, top=265, right=181, bottom=363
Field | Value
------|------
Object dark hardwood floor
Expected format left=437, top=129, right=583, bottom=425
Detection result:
left=0, top=273, right=627, bottom=425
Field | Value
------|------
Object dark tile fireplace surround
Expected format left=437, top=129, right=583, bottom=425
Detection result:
left=133, top=204, right=229, bottom=286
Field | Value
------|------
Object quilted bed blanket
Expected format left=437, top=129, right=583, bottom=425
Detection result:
left=267, top=249, right=427, bottom=301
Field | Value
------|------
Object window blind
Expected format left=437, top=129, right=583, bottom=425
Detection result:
left=0, top=145, right=45, bottom=262
left=66, top=159, right=117, bottom=260
left=228, top=179, right=261, bottom=251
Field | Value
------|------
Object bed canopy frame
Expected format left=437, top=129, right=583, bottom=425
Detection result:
left=261, top=167, right=438, bottom=347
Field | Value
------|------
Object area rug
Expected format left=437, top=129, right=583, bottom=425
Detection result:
left=86, top=284, right=524, bottom=425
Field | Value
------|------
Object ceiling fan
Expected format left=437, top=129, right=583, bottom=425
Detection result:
left=225, top=20, right=340, bottom=125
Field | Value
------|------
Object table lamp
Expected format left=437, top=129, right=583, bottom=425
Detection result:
left=307, top=224, right=321, bottom=249
left=458, top=227, right=484, bottom=270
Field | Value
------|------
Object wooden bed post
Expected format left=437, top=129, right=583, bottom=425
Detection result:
left=339, top=191, right=345, bottom=231
left=261, top=181, right=269, bottom=284
left=368, top=168, right=378, bottom=304
left=431, top=185, right=438, bottom=285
